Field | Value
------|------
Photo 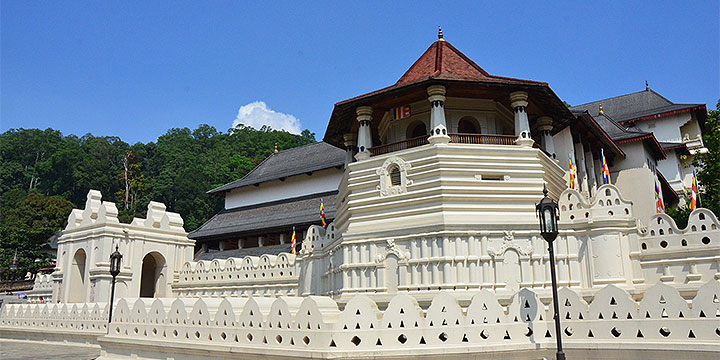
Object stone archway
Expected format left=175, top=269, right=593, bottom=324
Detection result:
left=139, top=252, right=167, bottom=298
left=67, top=248, right=87, bottom=303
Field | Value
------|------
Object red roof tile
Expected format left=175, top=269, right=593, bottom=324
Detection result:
left=335, top=40, right=545, bottom=107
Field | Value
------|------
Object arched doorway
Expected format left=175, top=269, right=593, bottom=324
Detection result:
left=406, top=121, right=427, bottom=139
left=67, top=249, right=86, bottom=303
left=139, top=252, right=166, bottom=298
left=458, top=116, right=480, bottom=133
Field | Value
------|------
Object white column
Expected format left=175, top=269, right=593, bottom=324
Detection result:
left=585, top=145, right=597, bottom=196
left=427, top=85, right=450, bottom=144
left=279, top=233, right=286, bottom=244
left=575, top=139, right=588, bottom=194
left=343, top=133, right=357, bottom=167
left=594, top=156, right=603, bottom=188
left=258, top=236, right=264, bottom=247
left=355, top=106, right=373, bottom=160
left=237, top=238, right=244, bottom=249
left=536, top=116, right=555, bottom=159
left=510, top=91, right=534, bottom=146
left=219, top=241, right=226, bottom=251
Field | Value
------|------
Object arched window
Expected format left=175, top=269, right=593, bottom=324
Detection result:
left=458, top=116, right=480, bottom=134
left=406, top=121, right=427, bottom=139
left=389, top=165, right=401, bottom=186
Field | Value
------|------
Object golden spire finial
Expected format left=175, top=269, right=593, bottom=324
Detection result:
left=438, top=26, right=444, bottom=41
left=599, top=103, right=604, bottom=115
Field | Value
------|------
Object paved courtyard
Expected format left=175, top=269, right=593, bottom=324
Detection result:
left=0, top=340, right=100, bottom=360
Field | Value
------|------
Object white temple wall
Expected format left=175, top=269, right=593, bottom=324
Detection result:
left=335, top=142, right=566, bottom=239
left=552, top=126, right=574, bottom=172
left=224, top=168, right=342, bottom=210
left=657, top=150, right=684, bottom=193
left=632, top=113, right=690, bottom=144
left=615, top=167, right=657, bottom=226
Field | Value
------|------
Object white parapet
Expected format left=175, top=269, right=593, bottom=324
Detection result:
left=636, top=208, right=720, bottom=292
left=173, top=253, right=299, bottom=297
left=78, top=280, right=720, bottom=359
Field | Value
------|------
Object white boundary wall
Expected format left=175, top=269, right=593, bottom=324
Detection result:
left=4, top=281, right=717, bottom=359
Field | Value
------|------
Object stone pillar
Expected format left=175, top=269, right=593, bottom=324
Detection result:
left=237, top=238, right=244, bottom=249
left=510, top=91, right=534, bottom=146
left=355, top=106, right=373, bottom=160
left=343, top=133, right=357, bottom=167
left=258, top=236, right=264, bottom=248
left=575, top=140, right=589, bottom=194
left=219, top=241, right=226, bottom=252
left=427, top=85, right=450, bottom=144
left=201, top=243, right=208, bottom=253
left=594, top=156, right=603, bottom=189
left=536, top=116, right=555, bottom=159
left=279, top=233, right=286, bottom=244
left=585, top=145, right=597, bottom=196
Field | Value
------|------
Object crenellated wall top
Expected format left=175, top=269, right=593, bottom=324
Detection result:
left=64, top=190, right=186, bottom=234
left=559, top=184, right=634, bottom=223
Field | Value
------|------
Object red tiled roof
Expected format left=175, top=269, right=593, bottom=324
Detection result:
left=335, top=40, right=546, bottom=107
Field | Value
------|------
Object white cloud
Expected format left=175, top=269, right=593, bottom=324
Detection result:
left=232, top=101, right=301, bottom=134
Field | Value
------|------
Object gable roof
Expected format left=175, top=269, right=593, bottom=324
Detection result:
left=590, top=112, right=665, bottom=159
left=189, top=191, right=337, bottom=241
left=208, top=142, right=345, bottom=194
left=571, top=110, right=625, bottom=158
left=570, top=88, right=706, bottom=127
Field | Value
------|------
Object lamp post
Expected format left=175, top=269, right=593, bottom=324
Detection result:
left=536, top=185, right=566, bottom=360
left=8, top=250, right=18, bottom=295
left=108, top=245, right=122, bottom=324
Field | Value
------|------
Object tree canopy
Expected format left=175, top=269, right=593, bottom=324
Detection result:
left=0, top=124, right=315, bottom=279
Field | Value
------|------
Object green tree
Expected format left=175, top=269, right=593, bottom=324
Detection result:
left=693, top=100, right=720, bottom=216
left=0, top=192, right=74, bottom=280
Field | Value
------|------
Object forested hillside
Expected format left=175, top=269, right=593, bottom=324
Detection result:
left=0, top=125, right=316, bottom=279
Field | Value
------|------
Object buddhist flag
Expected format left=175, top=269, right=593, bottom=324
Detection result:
left=655, top=174, right=665, bottom=213
left=601, top=148, right=611, bottom=185
left=568, top=153, right=577, bottom=190
left=392, top=105, right=411, bottom=121
left=690, top=170, right=699, bottom=211
left=320, top=199, right=327, bottom=229
left=291, top=226, right=297, bottom=254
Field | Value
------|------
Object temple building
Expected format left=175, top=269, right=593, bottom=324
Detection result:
left=2, top=30, right=718, bottom=360
left=191, top=31, right=705, bottom=256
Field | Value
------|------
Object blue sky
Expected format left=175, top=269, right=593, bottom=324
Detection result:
left=2, top=1, right=718, bottom=144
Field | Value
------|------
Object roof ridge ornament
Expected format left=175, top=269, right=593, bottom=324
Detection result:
left=645, top=80, right=649, bottom=91
left=599, top=103, right=604, bottom=115
left=438, top=26, right=444, bottom=41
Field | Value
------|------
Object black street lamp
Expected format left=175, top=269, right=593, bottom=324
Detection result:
left=108, top=245, right=122, bottom=324
left=536, top=185, right=566, bottom=360
left=8, top=250, right=18, bottom=295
